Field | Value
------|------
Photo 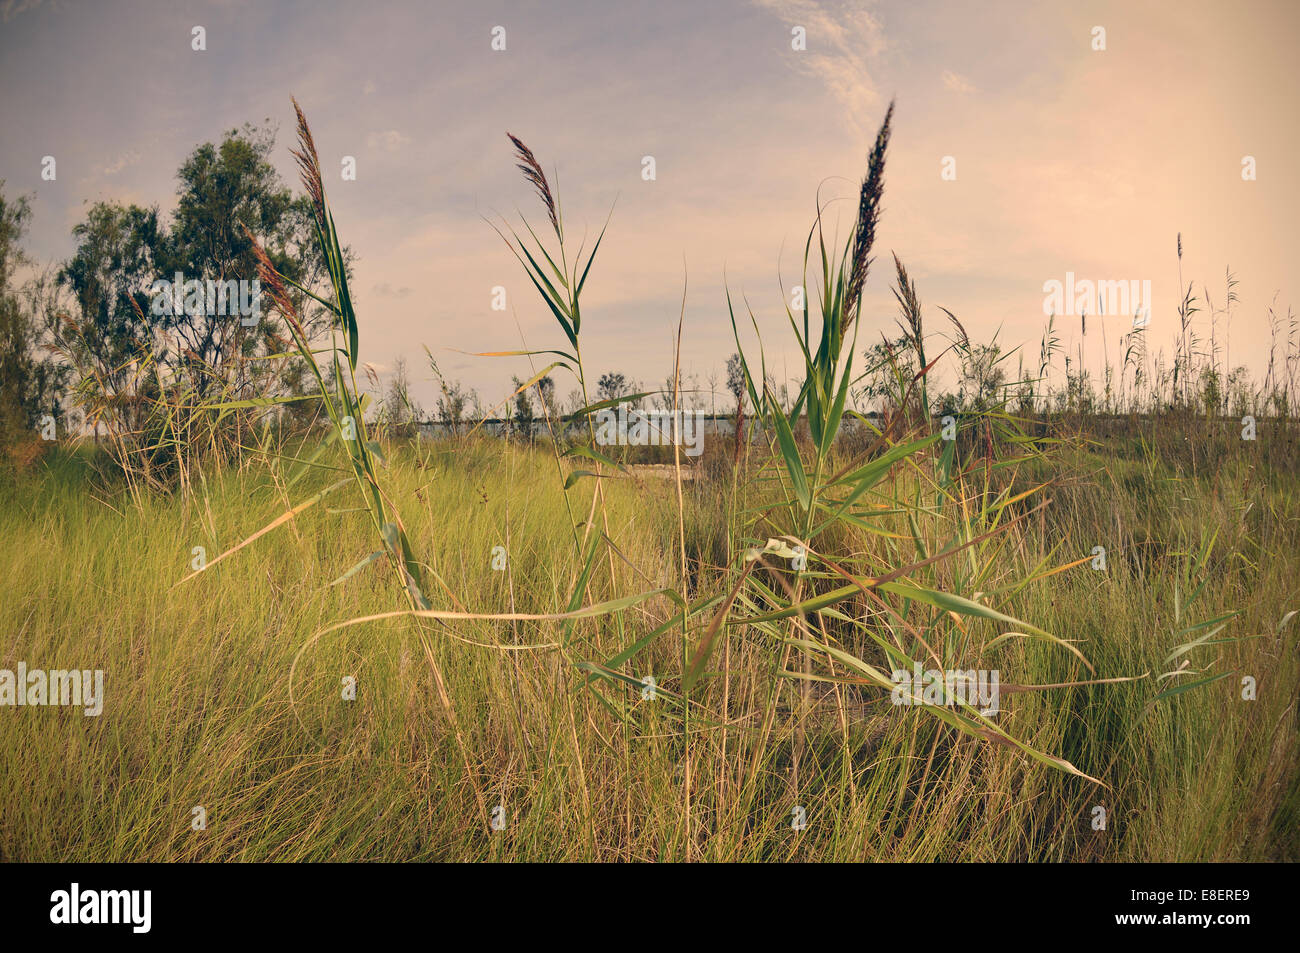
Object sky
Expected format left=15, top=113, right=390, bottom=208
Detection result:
left=2, top=0, right=1297, bottom=413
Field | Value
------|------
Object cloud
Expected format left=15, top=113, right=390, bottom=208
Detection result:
left=101, top=150, right=141, bottom=175
left=366, top=130, right=410, bottom=153
left=752, top=0, right=887, bottom=134
left=941, top=69, right=975, bottom=95
left=1, top=0, right=45, bottom=22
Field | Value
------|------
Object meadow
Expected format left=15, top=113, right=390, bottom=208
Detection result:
left=0, top=426, right=1296, bottom=861
left=1, top=99, right=1297, bottom=862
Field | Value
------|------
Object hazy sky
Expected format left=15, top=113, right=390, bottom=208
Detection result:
left=2, top=0, right=1297, bottom=411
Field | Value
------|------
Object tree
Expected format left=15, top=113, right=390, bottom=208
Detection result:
left=0, top=184, right=67, bottom=453
left=597, top=371, right=628, bottom=403
left=437, top=382, right=469, bottom=435
left=56, top=200, right=163, bottom=439
left=1198, top=366, right=1224, bottom=417
left=659, top=370, right=700, bottom=411
left=511, top=376, right=535, bottom=440
left=859, top=336, right=916, bottom=412
left=380, top=357, right=420, bottom=436
left=54, top=123, right=342, bottom=476
left=428, top=354, right=473, bottom=437
left=1227, top=365, right=1254, bottom=418
left=958, top=343, right=1007, bottom=410
left=163, top=123, right=334, bottom=400
left=536, top=374, right=557, bottom=420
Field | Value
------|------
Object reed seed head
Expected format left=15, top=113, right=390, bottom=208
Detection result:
left=844, top=99, right=895, bottom=331
left=290, top=96, right=326, bottom=230
left=507, top=133, right=560, bottom=239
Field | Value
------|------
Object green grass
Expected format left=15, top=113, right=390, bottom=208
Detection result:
left=0, top=437, right=1295, bottom=862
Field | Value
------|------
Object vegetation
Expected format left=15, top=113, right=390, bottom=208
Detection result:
left=0, top=101, right=1295, bottom=862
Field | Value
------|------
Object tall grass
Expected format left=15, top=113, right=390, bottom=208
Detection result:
left=2, top=435, right=1295, bottom=860
left=1, top=100, right=1296, bottom=862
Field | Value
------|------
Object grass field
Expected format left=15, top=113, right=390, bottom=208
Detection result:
left=3, top=98, right=1297, bottom=865
left=1, top=428, right=1296, bottom=862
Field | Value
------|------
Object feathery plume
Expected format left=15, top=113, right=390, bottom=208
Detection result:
left=940, top=305, right=969, bottom=350
left=290, top=96, right=326, bottom=230
left=507, top=133, right=560, bottom=239
left=243, top=226, right=309, bottom=344
left=844, top=100, right=895, bottom=329
left=891, top=252, right=923, bottom=347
